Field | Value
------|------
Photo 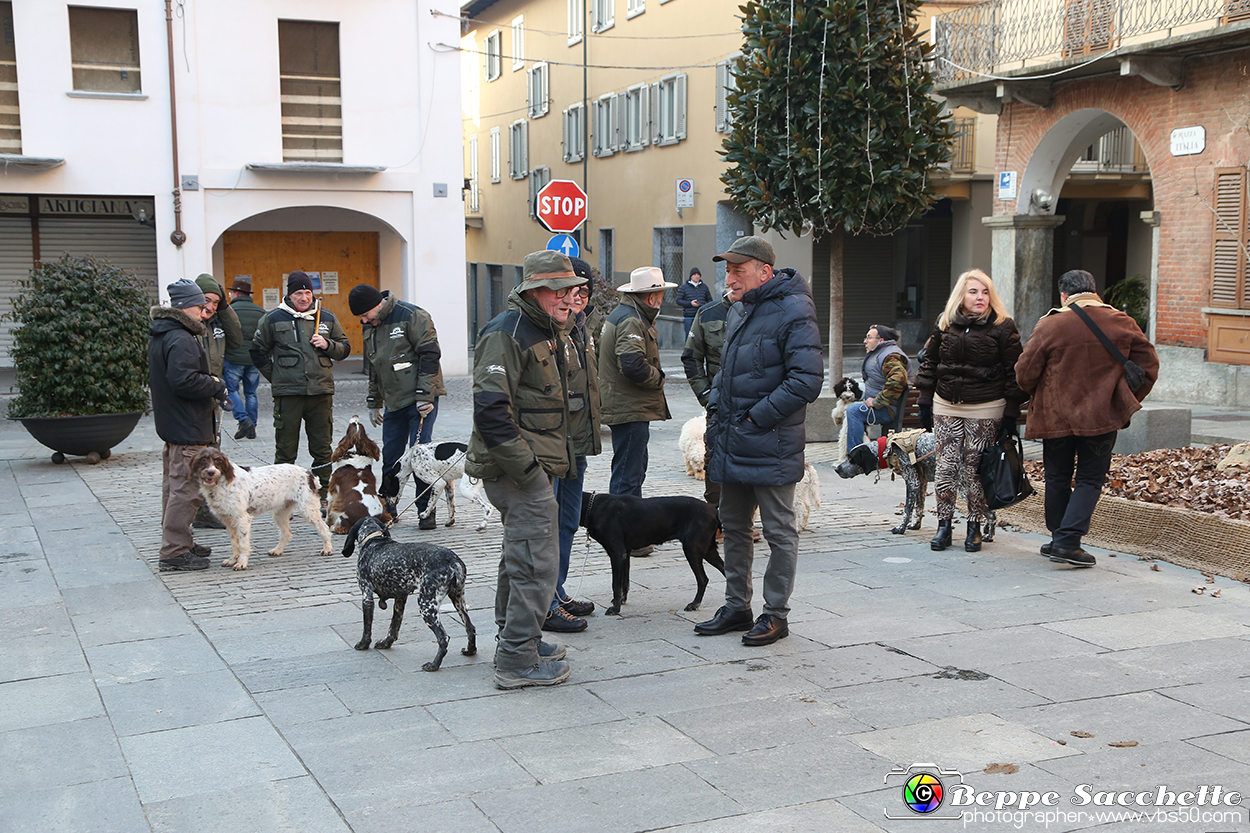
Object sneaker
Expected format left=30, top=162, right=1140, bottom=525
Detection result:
left=561, top=598, right=595, bottom=617
left=542, top=606, right=587, bottom=633
left=190, top=542, right=212, bottom=557
left=159, top=553, right=210, bottom=572
left=494, top=660, right=571, bottom=690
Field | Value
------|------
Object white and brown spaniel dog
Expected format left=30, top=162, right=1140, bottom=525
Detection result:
left=190, top=448, right=334, bottom=570
left=327, top=417, right=392, bottom=534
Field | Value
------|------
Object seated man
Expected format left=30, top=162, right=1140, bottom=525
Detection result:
left=845, top=324, right=908, bottom=445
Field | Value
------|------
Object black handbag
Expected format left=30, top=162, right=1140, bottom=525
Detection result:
left=978, top=429, right=1035, bottom=510
left=1068, top=303, right=1147, bottom=393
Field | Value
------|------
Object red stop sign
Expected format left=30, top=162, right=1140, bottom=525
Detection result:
left=535, top=179, right=588, bottom=234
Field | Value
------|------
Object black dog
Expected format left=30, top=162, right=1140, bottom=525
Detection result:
left=342, top=517, right=477, bottom=671
left=580, top=492, right=724, bottom=615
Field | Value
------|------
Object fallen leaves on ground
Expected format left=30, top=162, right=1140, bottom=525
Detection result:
left=984, top=763, right=1018, bottom=774
left=1108, top=741, right=1139, bottom=748
left=1071, top=731, right=1094, bottom=738
left=1023, top=446, right=1250, bottom=520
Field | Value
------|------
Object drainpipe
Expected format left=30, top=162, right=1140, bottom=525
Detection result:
left=164, top=0, right=186, bottom=247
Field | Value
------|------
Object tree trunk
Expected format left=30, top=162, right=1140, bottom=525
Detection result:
left=827, top=227, right=844, bottom=380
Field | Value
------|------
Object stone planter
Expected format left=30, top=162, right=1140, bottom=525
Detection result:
left=13, top=411, right=143, bottom=464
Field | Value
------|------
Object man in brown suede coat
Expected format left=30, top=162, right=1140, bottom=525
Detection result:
left=1015, top=269, right=1159, bottom=568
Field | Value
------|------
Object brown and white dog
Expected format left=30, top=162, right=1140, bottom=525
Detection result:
left=190, top=448, right=334, bottom=570
left=327, top=417, right=392, bottom=534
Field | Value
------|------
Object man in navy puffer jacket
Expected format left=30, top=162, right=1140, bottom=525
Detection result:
left=695, top=237, right=823, bottom=647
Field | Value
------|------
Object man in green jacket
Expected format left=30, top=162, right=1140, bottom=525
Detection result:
left=222, top=276, right=266, bottom=440
left=348, top=283, right=446, bottom=529
left=466, top=250, right=584, bottom=690
left=250, top=271, right=351, bottom=502
left=598, top=266, right=675, bottom=499
left=682, top=292, right=733, bottom=514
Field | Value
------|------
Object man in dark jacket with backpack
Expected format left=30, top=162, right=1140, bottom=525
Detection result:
left=149, top=279, right=230, bottom=572
left=695, top=237, right=823, bottom=647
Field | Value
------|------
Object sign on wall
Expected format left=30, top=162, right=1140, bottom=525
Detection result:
left=998, top=171, right=1017, bottom=201
left=1170, top=126, right=1205, bottom=157
left=676, top=178, right=694, bottom=208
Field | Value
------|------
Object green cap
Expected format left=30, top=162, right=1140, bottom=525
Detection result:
left=195, top=273, right=224, bottom=298
left=712, top=235, right=775, bottom=266
left=521, top=250, right=587, bottom=291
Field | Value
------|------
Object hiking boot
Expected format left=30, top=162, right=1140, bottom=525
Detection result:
left=494, top=660, right=571, bottom=690
left=234, top=419, right=255, bottom=440
left=159, top=553, right=210, bottom=572
left=190, top=542, right=212, bottom=558
left=246, top=421, right=257, bottom=439
left=493, top=639, right=566, bottom=664
left=542, top=606, right=588, bottom=633
left=560, top=598, right=595, bottom=617
left=419, top=512, right=437, bottom=530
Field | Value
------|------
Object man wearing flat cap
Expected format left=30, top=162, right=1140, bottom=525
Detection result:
left=349, top=282, right=445, bottom=528
left=251, top=270, right=351, bottom=505
left=598, top=266, right=676, bottom=505
left=466, top=250, right=585, bottom=690
left=694, top=236, right=823, bottom=647
left=222, top=277, right=266, bottom=440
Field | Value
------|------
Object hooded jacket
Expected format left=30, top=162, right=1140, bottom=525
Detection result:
left=148, top=306, right=224, bottom=446
left=362, top=291, right=446, bottom=411
left=1015, top=292, right=1159, bottom=439
left=250, top=297, right=351, bottom=396
left=707, top=267, right=823, bottom=485
left=466, top=286, right=578, bottom=484
left=915, top=309, right=1026, bottom=416
left=598, top=293, right=670, bottom=425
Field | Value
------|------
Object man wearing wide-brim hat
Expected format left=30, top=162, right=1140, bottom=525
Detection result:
left=466, top=250, right=586, bottom=691
left=598, top=266, right=676, bottom=505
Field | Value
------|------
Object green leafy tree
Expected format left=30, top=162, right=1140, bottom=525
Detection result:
left=8, top=254, right=151, bottom=418
left=722, top=0, right=951, bottom=356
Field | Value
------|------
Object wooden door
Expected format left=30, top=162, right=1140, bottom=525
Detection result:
left=221, top=230, right=379, bottom=354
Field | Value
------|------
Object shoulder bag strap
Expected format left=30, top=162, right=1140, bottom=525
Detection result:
left=1068, top=302, right=1130, bottom=368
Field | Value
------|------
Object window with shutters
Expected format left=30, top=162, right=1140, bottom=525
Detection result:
left=467, top=134, right=480, bottom=212
left=592, top=93, right=618, bottom=158
left=485, top=30, right=502, bottom=81
left=591, top=0, right=614, bottom=33
left=0, top=2, right=20, bottom=153
left=562, top=102, right=585, bottom=163
left=528, top=166, right=551, bottom=219
left=527, top=62, right=549, bottom=118
left=278, top=20, right=342, bottom=162
left=1210, top=167, right=1250, bottom=310
left=1062, top=0, right=1114, bottom=58
left=623, top=84, right=649, bottom=151
left=1227, top=0, right=1250, bottom=24
left=511, top=16, right=524, bottom=71
left=653, top=73, right=686, bottom=146
left=568, top=0, right=584, bottom=44
left=715, top=54, right=740, bottom=134
left=509, top=119, right=528, bottom=180
left=489, top=126, right=501, bottom=183
left=68, top=6, right=141, bottom=94
left=626, top=0, right=645, bottom=20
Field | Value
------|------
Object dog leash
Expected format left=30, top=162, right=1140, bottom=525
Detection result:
left=387, top=446, right=470, bottom=526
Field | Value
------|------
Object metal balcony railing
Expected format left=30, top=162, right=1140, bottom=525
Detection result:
left=1069, top=125, right=1149, bottom=173
left=934, top=0, right=1250, bottom=86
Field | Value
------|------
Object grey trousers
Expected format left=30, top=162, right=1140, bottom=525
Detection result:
left=484, top=473, right=559, bottom=672
left=719, top=481, right=799, bottom=619
left=160, top=443, right=206, bottom=560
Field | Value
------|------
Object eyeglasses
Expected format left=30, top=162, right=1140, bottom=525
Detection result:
left=552, top=287, right=573, bottom=299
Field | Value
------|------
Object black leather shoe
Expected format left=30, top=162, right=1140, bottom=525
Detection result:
left=929, top=520, right=953, bottom=551
left=694, top=605, right=754, bottom=636
left=964, top=521, right=982, bottom=552
left=742, top=614, right=789, bottom=646
left=1049, top=547, right=1096, bottom=567
left=1039, top=542, right=1053, bottom=556
left=561, top=598, right=595, bottom=617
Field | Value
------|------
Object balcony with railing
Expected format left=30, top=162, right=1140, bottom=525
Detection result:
left=934, top=0, right=1250, bottom=91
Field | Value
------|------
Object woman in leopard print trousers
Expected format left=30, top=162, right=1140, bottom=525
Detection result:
left=915, top=269, right=1026, bottom=552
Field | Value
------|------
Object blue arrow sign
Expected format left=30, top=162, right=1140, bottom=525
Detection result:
left=546, top=234, right=580, bottom=259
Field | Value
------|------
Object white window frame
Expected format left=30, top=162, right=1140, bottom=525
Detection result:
left=715, top=53, right=741, bottom=134
left=653, top=72, right=687, bottom=146
left=527, top=62, right=550, bottom=118
left=484, top=30, right=502, bottom=82
left=467, top=134, right=480, bottom=212
left=528, top=166, right=552, bottom=219
left=568, top=0, right=584, bottom=45
left=511, top=16, right=525, bottom=70
left=562, top=102, right=585, bottom=163
left=626, top=0, right=645, bottom=20
left=592, top=92, right=619, bottom=158
left=489, top=126, right=501, bottom=183
left=508, top=119, right=529, bottom=180
left=591, top=0, right=615, bottom=33
left=623, top=83, right=649, bottom=152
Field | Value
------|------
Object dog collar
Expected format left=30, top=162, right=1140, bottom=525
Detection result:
left=875, top=436, right=889, bottom=469
left=360, top=530, right=386, bottom=547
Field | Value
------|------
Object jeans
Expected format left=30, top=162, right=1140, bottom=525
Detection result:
left=844, top=401, right=894, bottom=447
left=682, top=316, right=695, bottom=337
left=550, top=455, right=587, bottom=611
left=719, top=481, right=799, bottom=619
left=222, top=360, right=260, bottom=426
left=1043, top=431, right=1117, bottom=551
left=608, top=421, right=650, bottom=497
left=381, top=398, right=439, bottom=512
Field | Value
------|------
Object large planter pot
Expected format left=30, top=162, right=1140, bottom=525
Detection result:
left=13, top=411, right=144, bottom=464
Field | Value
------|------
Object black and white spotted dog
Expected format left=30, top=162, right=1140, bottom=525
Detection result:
left=830, top=377, right=863, bottom=460
left=395, top=440, right=493, bottom=530
left=341, top=516, right=477, bottom=671
left=834, top=432, right=996, bottom=540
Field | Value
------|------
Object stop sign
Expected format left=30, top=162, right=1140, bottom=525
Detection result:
left=535, top=179, right=588, bottom=234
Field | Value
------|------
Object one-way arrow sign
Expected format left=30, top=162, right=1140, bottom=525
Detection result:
left=546, top=234, right=580, bottom=259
